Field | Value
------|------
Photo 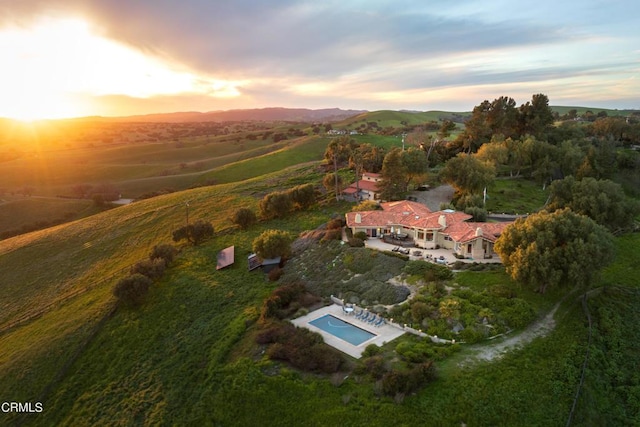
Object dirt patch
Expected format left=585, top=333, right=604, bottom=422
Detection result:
left=457, top=301, right=560, bottom=367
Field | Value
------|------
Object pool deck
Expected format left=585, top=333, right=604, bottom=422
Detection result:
left=291, top=304, right=406, bottom=359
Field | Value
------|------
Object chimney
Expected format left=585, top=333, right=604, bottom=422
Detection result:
left=475, top=227, right=483, bottom=237
left=355, top=213, right=362, bottom=224
left=438, top=214, right=447, bottom=228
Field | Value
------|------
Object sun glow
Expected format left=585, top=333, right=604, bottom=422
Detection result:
left=0, top=16, right=243, bottom=120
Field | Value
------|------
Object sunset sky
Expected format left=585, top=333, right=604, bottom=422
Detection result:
left=1, top=0, right=638, bottom=120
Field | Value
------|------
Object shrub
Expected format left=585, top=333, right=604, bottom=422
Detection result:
left=130, top=258, right=166, bottom=280
left=258, top=323, right=343, bottom=374
left=259, top=191, right=293, bottom=219
left=348, top=237, right=364, bottom=247
left=354, top=231, right=368, bottom=240
left=253, top=229, right=293, bottom=259
left=113, top=274, right=152, bottom=306
left=231, top=207, right=257, bottom=230
left=353, top=200, right=380, bottom=211
left=288, top=184, right=316, bottom=210
left=363, top=355, right=387, bottom=379
left=326, top=218, right=345, bottom=230
left=464, top=206, right=488, bottom=222
left=268, top=266, right=284, bottom=282
left=361, top=344, right=382, bottom=358
left=149, top=244, right=177, bottom=265
left=172, top=220, right=214, bottom=245
left=321, top=229, right=342, bottom=242
left=403, top=260, right=453, bottom=281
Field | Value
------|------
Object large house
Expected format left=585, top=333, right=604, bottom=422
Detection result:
left=345, top=200, right=512, bottom=260
left=342, top=172, right=382, bottom=201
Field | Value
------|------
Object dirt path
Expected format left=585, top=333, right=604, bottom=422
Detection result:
left=409, top=184, right=455, bottom=211
left=457, top=301, right=560, bottom=367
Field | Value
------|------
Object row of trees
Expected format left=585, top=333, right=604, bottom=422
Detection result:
left=259, top=183, right=316, bottom=220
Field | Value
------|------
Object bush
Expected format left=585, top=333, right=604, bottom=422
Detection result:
left=354, top=231, right=368, bottom=240
left=288, top=184, right=316, bottom=210
left=361, top=344, right=382, bottom=358
left=403, top=260, right=453, bottom=281
left=253, top=229, right=293, bottom=259
left=363, top=355, right=387, bottom=379
left=268, top=267, right=284, bottom=282
left=348, top=237, right=364, bottom=247
left=321, top=229, right=342, bottom=242
left=231, top=207, right=257, bottom=230
left=149, top=244, right=177, bottom=265
left=259, top=191, right=293, bottom=219
left=258, top=323, right=343, bottom=374
left=464, top=206, right=488, bottom=222
left=130, top=258, right=166, bottom=280
left=172, top=220, right=214, bottom=245
left=353, top=200, right=380, bottom=211
left=326, top=218, right=345, bottom=230
left=113, top=274, right=152, bottom=306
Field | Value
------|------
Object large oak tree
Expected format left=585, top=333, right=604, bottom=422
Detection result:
left=495, top=209, right=615, bottom=294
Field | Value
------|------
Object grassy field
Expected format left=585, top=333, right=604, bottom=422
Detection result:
left=0, top=131, right=331, bottom=236
left=550, top=106, right=636, bottom=117
left=485, top=178, right=549, bottom=214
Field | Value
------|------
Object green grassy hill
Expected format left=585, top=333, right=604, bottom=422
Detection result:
left=339, top=110, right=468, bottom=128
left=550, top=106, right=637, bottom=117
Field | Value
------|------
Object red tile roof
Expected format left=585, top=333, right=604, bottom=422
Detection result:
left=345, top=201, right=511, bottom=243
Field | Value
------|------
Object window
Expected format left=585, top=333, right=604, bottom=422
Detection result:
left=426, top=231, right=434, bottom=241
left=417, top=231, right=425, bottom=240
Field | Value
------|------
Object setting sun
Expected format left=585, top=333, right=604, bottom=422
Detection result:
left=0, top=16, right=243, bottom=120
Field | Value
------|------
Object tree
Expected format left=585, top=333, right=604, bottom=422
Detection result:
left=130, top=258, right=166, bottom=280
left=440, top=153, right=495, bottom=197
left=113, top=274, right=153, bottom=306
left=517, top=93, right=554, bottom=139
left=547, top=176, right=639, bottom=233
left=379, top=147, right=408, bottom=201
left=231, top=207, right=257, bottom=230
left=172, top=220, right=214, bottom=245
left=401, top=148, right=429, bottom=190
left=252, top=230, right=293, bottom=259
left=357, top=143, right=385, bottom=173
left=438, top=119, right=457, bottom=140
left=495, top=209, right=615, bottom=294
left=259, top=191, right=293, bottom=219
left=475, top=139, right=508, bottom=169
left=288, top=184, right=316, bottom=210
left=150, top=244, right=178, bottom=265
left=324, top=136, right=355, bottom=200
left=322, top=173, right=343, bottom=197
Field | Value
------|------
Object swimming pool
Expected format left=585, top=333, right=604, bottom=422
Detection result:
left=309, top=314, right=376, bottom=346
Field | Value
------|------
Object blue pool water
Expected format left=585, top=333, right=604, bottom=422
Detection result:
left=309, top=314, right=376, bottom=346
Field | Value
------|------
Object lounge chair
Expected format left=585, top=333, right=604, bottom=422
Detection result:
left=368, top=315, right=378, bottom=324
left=374, top=318, right=385, bottom=327
left=360, top=312, right=370, bottom=322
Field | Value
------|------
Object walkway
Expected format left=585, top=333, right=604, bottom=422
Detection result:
left=363, top=237, right=502, bottom=265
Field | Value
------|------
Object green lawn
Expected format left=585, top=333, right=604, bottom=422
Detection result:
left=485, top=178, right=549, bottom=214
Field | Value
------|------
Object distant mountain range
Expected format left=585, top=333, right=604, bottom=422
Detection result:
left=95, top=107, right=368, bottom=123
